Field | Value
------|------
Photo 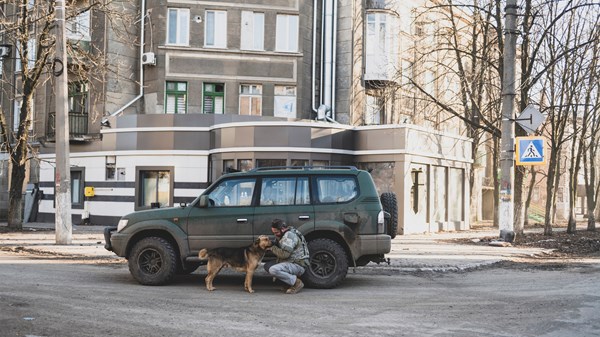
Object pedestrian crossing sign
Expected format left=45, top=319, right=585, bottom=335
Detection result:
left=516, top=136, right=546, bottom=166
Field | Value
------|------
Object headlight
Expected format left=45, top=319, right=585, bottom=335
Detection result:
left=117, top=219, right=129, bottom=232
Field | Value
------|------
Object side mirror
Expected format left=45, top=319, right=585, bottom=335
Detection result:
left=198, top=195, right=209, bottom=208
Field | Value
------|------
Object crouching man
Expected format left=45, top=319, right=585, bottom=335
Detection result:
left=265, top=219, right=310, bottom=294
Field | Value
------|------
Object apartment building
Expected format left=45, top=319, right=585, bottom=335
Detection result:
left=1, top=0, right=473, bottom=234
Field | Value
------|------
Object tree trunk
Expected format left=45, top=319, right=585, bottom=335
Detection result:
left=544, top=151, right=559, bottom=236
left=7, top=160, right=26, bottom=230
left=524, top=167, right=537, bottom=229
left=493, top=137, right=500, bottom=228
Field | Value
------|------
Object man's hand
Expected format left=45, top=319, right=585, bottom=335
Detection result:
left=270, top=238, right=278, bottom=246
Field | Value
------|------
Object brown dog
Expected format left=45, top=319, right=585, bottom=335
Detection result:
left=198, top=235, right=272, bottom=293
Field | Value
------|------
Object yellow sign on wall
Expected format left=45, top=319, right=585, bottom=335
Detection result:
left=84, top=186, right=95, bottom=197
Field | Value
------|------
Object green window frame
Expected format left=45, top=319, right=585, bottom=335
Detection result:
left=203, top=83, right=224, bottom=114
left=165, top=81, right=187, bottom=114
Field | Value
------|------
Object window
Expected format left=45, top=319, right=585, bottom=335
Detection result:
left=316, top=176, right=357, bottom=204
left=165, top=81, right=187, bottom=114
left=205, top=10, right=227, bottom=48
left=241, top=11, right=264, bottom=50
left=208, top=178, right=255, bottom=207
left=15, top=38, right=36, bottom=72
left=13, top=98, right=21, bottom=132
left=312, top=160, right=329, bottom=167
left=68, top=82, right=88, bottom=114
left=137, top=168, right=173, bottom=209
left=276, top=14, right=298, bottom=52
left=167, top=8, right=190, bottom=46
left=365, top=94, right=383, bottom=125
left=291, top=159, right=308, bottom=167
left=238, top=159, right=253, bottom=172
left=366, top=13, right=386, bottom=56
left=256, top=159, right=286, bottom=168
left=223, top=160, right=235, bottom=175
left=274, top=85, right=296, bottom=118
left=448, top=168, right=464, bottom=221
left=106, top=156, right=116, bottom=180
left=239, top=84, right=262, bottom=115
left=203, top=83, right=224, bottom=114
left=260, top=177, right=310, bottom=206
left=71, top=169, right=84, bottom=207
left=67, top=10, right=90, bottom=41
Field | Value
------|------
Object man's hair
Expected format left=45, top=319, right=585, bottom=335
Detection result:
left=271, top=219, right=288, bottom=230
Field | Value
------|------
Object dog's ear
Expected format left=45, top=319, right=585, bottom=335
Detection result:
left=254, top=237, right=261, bottom=244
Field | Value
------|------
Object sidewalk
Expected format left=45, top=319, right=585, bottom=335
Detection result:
left=0, top=222, right=555, bottom=271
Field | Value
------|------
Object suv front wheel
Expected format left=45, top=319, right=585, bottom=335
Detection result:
left=128, top=237, right=177, bottom=286
left=303, top=238, right=349, bottom=289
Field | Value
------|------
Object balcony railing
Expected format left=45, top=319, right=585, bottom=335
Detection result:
left=47, top=112, right=89, bottom=140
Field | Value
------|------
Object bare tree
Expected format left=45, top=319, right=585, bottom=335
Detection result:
left=580, top=24, right=600, bottom=232
left=0, top=0, right=136, bottom=229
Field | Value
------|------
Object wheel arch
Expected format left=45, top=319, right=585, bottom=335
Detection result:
left=304, top=230, right=354, bottom=266
left=125, top=226, right=188, bottom=267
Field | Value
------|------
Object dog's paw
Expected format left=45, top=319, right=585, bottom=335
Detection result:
left=207, top=287, right=216, bottom=291
left=247, top=289, right=255, bottom=293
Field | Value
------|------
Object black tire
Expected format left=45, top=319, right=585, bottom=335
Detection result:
left=128, top=237, right=177, bottom=286
left=303, top=238, right=349, bottom=289
left=380, top=192, right=398, bottom=239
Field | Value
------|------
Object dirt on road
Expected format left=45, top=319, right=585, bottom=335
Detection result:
left=455, top=224, right=600, bottom=259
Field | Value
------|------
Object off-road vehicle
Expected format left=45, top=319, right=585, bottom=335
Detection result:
left=105, top=166, right=397, bottom=289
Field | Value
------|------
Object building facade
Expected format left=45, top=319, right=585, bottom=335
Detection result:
left=2, top=0, right=474, bottom=234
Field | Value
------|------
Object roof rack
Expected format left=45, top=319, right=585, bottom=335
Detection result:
left=250, top=166, right=358, bottom=172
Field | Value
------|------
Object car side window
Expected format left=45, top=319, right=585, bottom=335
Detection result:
left=316, top=176, right=357, bottom=204
left=260, top=177, right=310, bottom=206
left=207, top=178, right=255, bottom=207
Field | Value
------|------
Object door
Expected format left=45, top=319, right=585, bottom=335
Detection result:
left=253, top=176, right=314, bottom=236
left=186, top=177, right=256, bottom=252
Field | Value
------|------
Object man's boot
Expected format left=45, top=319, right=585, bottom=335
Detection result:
left=286, top=278, right=304, bottom=294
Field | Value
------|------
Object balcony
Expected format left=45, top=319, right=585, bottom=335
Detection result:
left=46, top=112, right=95, bottom=142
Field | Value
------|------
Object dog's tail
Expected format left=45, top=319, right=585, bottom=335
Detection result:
left=198, top=249, right=209, bottom=260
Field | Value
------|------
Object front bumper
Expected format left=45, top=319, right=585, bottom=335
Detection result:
left=104, top=226, right=117, bottom=251
left=104, top=227, right=129, bottom=257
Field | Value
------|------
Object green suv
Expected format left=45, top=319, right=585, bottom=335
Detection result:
left=104, top=166, right=396, bottom=289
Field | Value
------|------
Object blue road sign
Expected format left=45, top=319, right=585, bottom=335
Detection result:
left=516, top=137, right=546, bottom=166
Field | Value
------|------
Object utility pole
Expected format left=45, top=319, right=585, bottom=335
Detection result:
left=54, top=0, right=72, bottom=244
left=499, top=0, right=518, bottom=242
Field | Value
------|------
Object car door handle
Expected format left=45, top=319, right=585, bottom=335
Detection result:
left=237, top=218, right=248, bottom=223
left=298, top=215, right=310, bottom=220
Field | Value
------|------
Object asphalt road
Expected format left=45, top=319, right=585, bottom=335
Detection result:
left=1, top=252, right=599, bottom=337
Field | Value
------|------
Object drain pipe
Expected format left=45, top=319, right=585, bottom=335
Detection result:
left=102, top=0, right=146, bottom=125
left=311, top=0, right=318, bottom=115
left=322, top=0, right=334, bottom=119
left=330, top=0, right=337, bottom=122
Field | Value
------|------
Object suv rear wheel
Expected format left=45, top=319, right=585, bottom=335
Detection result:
left=303, top=238, right=349, bottom=289
left=128, top=237, right=177, bottom=285
left=380, top=192, right=398, bottom=239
